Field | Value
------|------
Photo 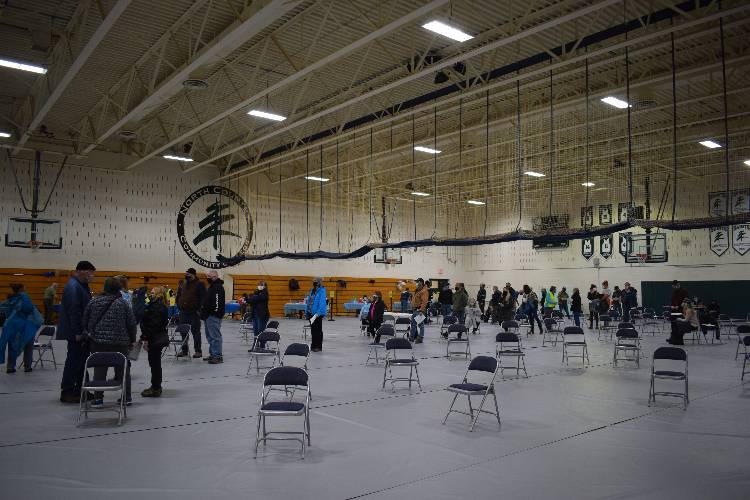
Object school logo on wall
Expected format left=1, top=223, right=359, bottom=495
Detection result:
left=709, top=226, right=729, bottom=256
left=708, top=192, right=727, bottom=217
left=582, top=237, right=594, bottom=260
left=618, top=232, right=631, bottom=257
left=733, top=224, right=750, bottom=255
left=177, top=185, right=253, bottom=268
left=731, top=189, right=750, bottom=215
left=581, top=206, right=593, bottom=227
left=599, top=234, right=613, bottom=259
left=599, top=204, right=612, bottom=225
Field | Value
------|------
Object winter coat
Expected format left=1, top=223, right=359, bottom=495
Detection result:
left=464, top=305, right=482, bottom=329
left=131, top=286, right=148, bottom=322
left=544, top=291, right=558, bottom=309
left=368, top=299, right=385, bottom=330
left=248, top=288, right=270, bottom=318
left=571, top=293, right=583, bottom=313
left=411, top=286, right=429, bottom=312
left=490, top=290, right=502, bottom=306
left=140, top=301, right=169, bottom=349
left=452, top=288, right=469, bottom=313
left=200, top=279, right=225, bottom=320
left=0, top=293, right=42, bottom=364
left=83, top=294, right=137, bottom=347
left=477, top=288, right=487, bottom=303
left=359, top=302, right=371, bottom=320
left=57, top=276, right=91, bottom=341
left=177, top=278, right=206, bottom=312
left=306, top=286, right=327, bottom=318
left=438, top=289, right=453, bottom=305
left=622, top=287, right=638, bottom=308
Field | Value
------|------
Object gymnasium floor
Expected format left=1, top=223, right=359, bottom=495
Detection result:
left=0, top=317, right=747, bottom=500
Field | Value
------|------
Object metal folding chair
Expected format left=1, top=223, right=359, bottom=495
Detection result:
left=495, top=332, right=527, bottom=378
left=597, top=314, right=615, bottom=341
left=265, top=320, right=280, bottom=333
left=248, top=331, right=281, bottom=375
left=649, top=347, right=688, bottom=410
left=281, top=343, right=310, bottom=370
left=365, top=324, right=395, bottom=365
left=446, top=324, right=470, bottom=359
left=382, top=337, right=421, bottom=391
left=239, top=313, right=254, bottom=343
left=32, top=325, right=57, bottom=369
left=442, top=356, right=501, bottom=431
left=382, top=313, right=396, bottom=326
left=77, top=352, right=128, bottom=426
left=551, top=309, right=565, bottom=327
left=394, top=317, right=411, bottom=338
left=719, top=314, right=735, bottom=342
left=254, top=367, right=311, bottom=459
left=613, top=328, right=640, bottom=367
left=735, top=325, right=750, bottom=361
left=740, top=335, right=750, bottom=380
left=440, top=314, right=458, bottom=338
left=542, top=317, right=562, bottom=347
left=641, top=312, right=662, bottom=336
left=166, top=324, right=190, bottom=359
left=562, top=326, right=589, bottom=366
left=501, top=320, right=520, bottom=336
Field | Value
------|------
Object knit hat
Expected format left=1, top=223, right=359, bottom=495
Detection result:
left=76, top=261, right=96, bottom=271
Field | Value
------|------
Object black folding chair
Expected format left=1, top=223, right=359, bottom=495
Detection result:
left=366, top=324, right=395, bottom=365
left=248, top=331, right=281, bottom=375
left=382, top=337, right=421, bottom=391
left=442, top=356, right=501, bottom=431
left=446, top=324, right=470, bottom=359
left=649, top=347, right=688, bottom=410
left=77, top=352, right=129, bottom=426
left=32, top=325, right=57, bottom=369
left=495, top=332, right=527, bottom=378
left=562, top=326, right=589, bottom=366
left=613, top=328, right=640, bottom=367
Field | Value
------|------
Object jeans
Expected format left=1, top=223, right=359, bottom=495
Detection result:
left=310, top=316, right=323, bottom=349
left=6, top=341, right=33, bottom=370
left=478, top=301, right=485, bottom=315
left=454, top=311, right=465, bottom=327
left=60, top=338, right=88, bottom=395
left=204, top=316, right=223, bottom=358
left=669, top=321, right=695, bottom=345
left=573, top=311, right=581, bottom=327
left=179, top=310, right=202, bottom=354
left=147, top=345, right=164, bottom=389
left=44, top=298, right=54, bottom=325
left=253, top=314, right=269, bottom=347
left=410, top=311, right=425, bottom=339
left=559, top=302, right=570, bottom=318
left=441, top=304, right=452, bottom=319
left=589, top=310, right=599, bottom=329
left=400, top=300, right=410, bottom=313
left=90, top=343, right=131, bottom=401
left=527, top=310, right=543, bottom=334
left=622, top=304, right=633, bottom=322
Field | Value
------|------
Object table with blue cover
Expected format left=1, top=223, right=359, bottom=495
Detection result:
left=344, top=302, right=364, bottom=315
left=284, top=303, right=307, bottom=317
left=225, top=302, right=240, bottom=316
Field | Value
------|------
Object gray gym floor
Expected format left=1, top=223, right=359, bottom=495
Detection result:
left=0, top=317, right=747, bottom=500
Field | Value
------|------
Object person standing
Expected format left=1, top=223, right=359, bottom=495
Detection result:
left=611, top=286, right=623, bottom=318
left=452, top=283, right=469, bottom=326
left=84, top=277, right=137, bottom=407
left=465, top=298, right=482, bottom=334
left=488, top=286, right=502, bottom=323
left=59, top=261, right=95, bottom=404
left=115, top=275, right=132, bottom=306
left=43, top=282, right=57, bottom=325
left=587, top=284, right=601, bottom=329
left=571, top=288, right=583, bottom=327
left=248, top=280, right=269, bottom=340
left=543, top=286, right=558, bottom=318
left=600, top=281, right=612, bottom=312
left=201, top=271, right=225, bottom=364
left=522, top=285, right=543, bottom=334
left=131, top=277, right=149, bottom=327
left=399, top=285, right=411, bottom=313
left=438, top=284, right=453, bottom=319
left=558, top=287, right=570, bottom=319
left=410, top=278, right=429, bottom=343
left=140, top=286, right=169, bottom=397
left=367, top=292, right=386, bottom=343
left=1, top=284, right=42, bottom=373
left=306, top=277, right=327, bottom=352
left=670, top=280, right=689, bottom=315
left=175, top=268, right=206, bottom=358
left=476, top=284, right=487, bottom=316
left=621, top=282, right=638, bottom=322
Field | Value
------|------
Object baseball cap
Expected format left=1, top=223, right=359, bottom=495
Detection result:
left=186, top=268, right=197, bottom=275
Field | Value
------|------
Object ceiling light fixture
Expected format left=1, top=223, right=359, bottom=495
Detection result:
left=410, top=191, right=430, bottom=197
left=414, top=146, right=441, bottom=154
left=0, top=57, right=47, bottom=74
left=699, top=140, right=721, bottom=149
left=467, top=200, right=485, bottom=205
left=248, top=109, right=286, bottom=121
left=744, top=160, right=750, bottom=167
left=0, top=132, right=11, bottom=138
left=523, top=171, right=546, bottom=177
left=600, top=96, right=629, bottom=109
left=581, top=182, right=595, bottom=187
left=305, top=176, right=329, bottom=182
left=163, top=154, right=194, bottom=162
left=422, top=21, right=473, bottom=42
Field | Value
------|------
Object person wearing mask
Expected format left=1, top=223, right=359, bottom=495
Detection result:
left=43, top=282, right=57, bottom=325
left=306, top=277, right=327, bottom=352
left=571, top=288, right=583, bottom=327
left=399, top=284, right=411, bottom=313
left=200, top=271, right=225, bottom=364
left=438, top=284, right=453, bottom=319
left=465, top=298, right=482, bottom=335
left=175, top=268, right=206, bottom=359
left=1, top=284, right=42, bottom=373
left=83, top=277, right=137, bottom=407
left=477, top=284, right=487, bottom=316
left=452, top=283, right=469, bottom=326
left=587, top=284, right=601, bottom=329
left=131, top=277, right=149, bottom=327
left=543, top=286, right=558, bottom=318
left=668, top=301, right=699, bottom=345
left=522, top=285, right=544, bottom=334
left=488, top=286, right=502, bottom=323
left=670, top=280, right=689, bottom=316
left=611, top=286, right=623, bottom=318
left=140, top=286, right=169, bottom=398
left=59, top=261, right=95, bottom=404
left=359, top=296, right=371, bottom=334
left=410, top=278, right=429, bottom=343
left=367, top=292, right=386, bottom=343
left=621, top=282, right=638, bottom=322
left=558, top=287, right=570, bottom=319
left=248, top=280, right=269, bottom=342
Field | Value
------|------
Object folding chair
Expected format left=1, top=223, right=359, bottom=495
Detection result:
left=366, top=324, right=395, bottom=365
left=394, top=317, right=411, bottom=338
left=281, top=343, right=310, bottom=370
left=440, top=315, right=458, bottom=338
left=618, top=322, right=635, bottom=331
left=166, top=324, right=190, bottom=359
left=382, top=337, right=421, bottom=391
left=239, top=313, right=254, bottom=343
left=247, top=331, right=281, bottom=375
left=613, top=328, right=640, bottom=367
left=719, top=314, right=735, bottom=341
left=562, top=326, right=589, bottom=366
left=649, top=347, right=688, bottom=410
left=495, top=332, right=527, bottom=378
left=542, top=317, right=562, bottom=347
left=597, top=314, right=615, bottom=341
left=740, top=335, right=750, bottom=380
left=265, top=320, right=280, bottom=333
left=551, top=310, right=565, bottom=327
left=735, top=324, right=750, bottom=360
left=254, top=367, right=311, bottom=459
left=514, top=312, right=532, bottom=337
left=32, top=325, right=57, bottom=369
left=641, top=312, right=661, bottom=336
left=442, top=355, right=501, bottom=431
left=501, top=320, right=520, bottom=336
left=382, top=313, right=396, bottom=326
left=446, top=324, right=470, bottom=359
left=700, top=323, right=721, bottom=344
left=77, top=352, right=129, bottom=426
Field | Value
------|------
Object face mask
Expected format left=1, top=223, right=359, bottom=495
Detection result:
left=257, top=285, right=264, bottom=290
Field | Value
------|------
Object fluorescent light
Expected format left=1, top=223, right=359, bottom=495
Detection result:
left=744, top=160, right=750, bottom=167
left=467, top=200, right=485, bottom=205
left=0, top=132, right=11, bottom=138
left=699, top=140, right=721, bottom=149
left=0, top=58, right=47, bottom=74
left=601, top=96, right=629, bottom=109
left=582, top=182, right=595, bottom=187
left=12, top=273, right=24, bottom=276
left=524, top=171, right=546, bottom=178
left=411, top=191, right=430, bottom=197
left=422, top=21, right=473, bottom=42
left=163, top=154, right=194, bottom=162
left=248, top=109, right=286, bottom=121
left=414, top=146, right=441, bottom=154
left=305, top=176, right=329, bottom=182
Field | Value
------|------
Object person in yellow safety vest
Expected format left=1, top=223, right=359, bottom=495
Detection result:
left=543, top=285, right=558, bottom=318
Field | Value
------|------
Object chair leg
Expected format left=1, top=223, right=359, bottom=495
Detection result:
left=415, top=365, right=422, bottom=390
left=51, top=346, right=57, bottom=369
left=442, top=393, right=458, bottom=424
left=254, top=412, right=262, bottom=458
left=467, top=395, right=474, bottom=418
left=492, top=390, right=501, bottom=427
left=470, top=393, right=489, bottom=432
left=382, top=361, right=388, bottom=388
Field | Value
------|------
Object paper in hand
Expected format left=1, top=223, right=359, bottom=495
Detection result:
left=309, top=314, right=318, bottom=325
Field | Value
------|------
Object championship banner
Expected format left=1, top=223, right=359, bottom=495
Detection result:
left=732, top=224, right=750, bottom=255
left=599, top=204, right=612, bottom=225
left=709, top=226, right=729, bottom=256
left=581, top=206, right=593, bottom=227
left=618, top=202, right=631, bottom=222
left=618, top=232, right=631, bottom=257
left=599, top=234, right=613, bottom=259
left=582, top=237, right=594, bottom=260
left=708, top=192, right=727, bottom=217
left=731, top=189, right=750, bottom=215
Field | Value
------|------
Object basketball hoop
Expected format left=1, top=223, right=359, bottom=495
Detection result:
left=635, top=253, right=647, bottom=265
left=28, top=240, right=42, bottom=250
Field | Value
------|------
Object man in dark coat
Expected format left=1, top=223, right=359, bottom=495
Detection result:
left=176, top=268, right=206, bottom=358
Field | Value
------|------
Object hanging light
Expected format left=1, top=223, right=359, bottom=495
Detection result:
left=410, top=191, right=430, bottom=197
left=0, top=132, right=11, bottom=138
left=163, top=154, right=194, bottom=162
left=523, top=171, right=546, bottom=177
left=248, top=109, right=286, bottom=121
left=581, top=182, right=595, bottom=187
left=305, top=176, right=329, bottom=182
left=743, top=160, right=750, bottom=166
left=414, top=146, right=440, bottom=154
left=0, top=57, right=47, bottom=74
left=422, top=21, right=473, bottom=42
left=699, top=140, right=721, bottom=149
left=466, top=200, right=485, bottom=205
left=600, top=96, right=629, bottom=109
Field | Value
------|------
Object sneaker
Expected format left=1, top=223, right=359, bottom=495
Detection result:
left=175, top=352, right=189, bottom=358
left=203, top=355, right=212, bottom=361
left=117, top=398, right=133, bottom=406
left=91, top=399, right=104, bottom=408
left=141, top=387, right=162, bottom=398
left=415, top=337, right=423, bottom=344
left=208, top=356, right=223, bottom=364
left=6, top=368, right=16, bottom=374
left=192, top=352, right=203, bottom=359
left=24, top=367, right=32, bottom=373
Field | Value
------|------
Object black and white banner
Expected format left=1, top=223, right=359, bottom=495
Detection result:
left=732, top=224, right=750, bottom=255
left=731, top=189, right=750, bottom=215
left=618, top=202, right=631, bottom=222
left=708, top=192, right=727, bottom=217
left=581, top=206, right=593, bottom=227
left=619, top=232, right=631, bottom=257
left=599, top=234, right=613, bottom=259
left=709, top=226, right=729, bottom=256
left=599, top=204, right=612, bottom=225
left=582, top=237, right=594, bottom=260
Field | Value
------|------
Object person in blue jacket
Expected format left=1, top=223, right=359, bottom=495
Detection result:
left=306, top=277, right=328, bottom=352
left=1, top=283, right=42, bottom=373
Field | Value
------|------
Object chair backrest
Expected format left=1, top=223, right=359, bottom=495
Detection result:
left=742, top=336, right=750, bottom=347
left=376, top=324, right=396, bottom=337
left=284, top=343, right=310, bottom=357
left=551, top=310, right=563, bottom=319
left=447, top=323, right=468, bottom=334
left=264, top=366, right=308, bottom=387
left=736, top=324, right=750, bottom=334
left=599, top=315, right=612, bottom=323
left=563, top=326, right=584, bottom=336
left=653, top=346, right=687, bottom=361
left=495, top=332, right=520, bottom=343
left=616, top=328, right=639, bottom=339
left=242, top=313, right=253, bottom=322
left=618, top=322, right=634, bottom=329
left=85, top=351, right=127, bottom=369
left=444, top=314, right=458, bottom=325
left=385, top=337, right=413, bottom=351
left=501, top=320, right=519, bottom=330
left=468, top=355, right=498, bottom=373
left=395, top=317, right=411, bottom=325
left=266, top=320, right=280, bottom=330
left=514, top=313, right=527, bottom=321
left=257, top=330, right=281, bottom=343
left=36, top=325, right=56, bottom=342
left=174, top=324, right=191, bottom=334
left=718, top=313, right=731, bottom=321
left=544, top=317, right=556, bottom=329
